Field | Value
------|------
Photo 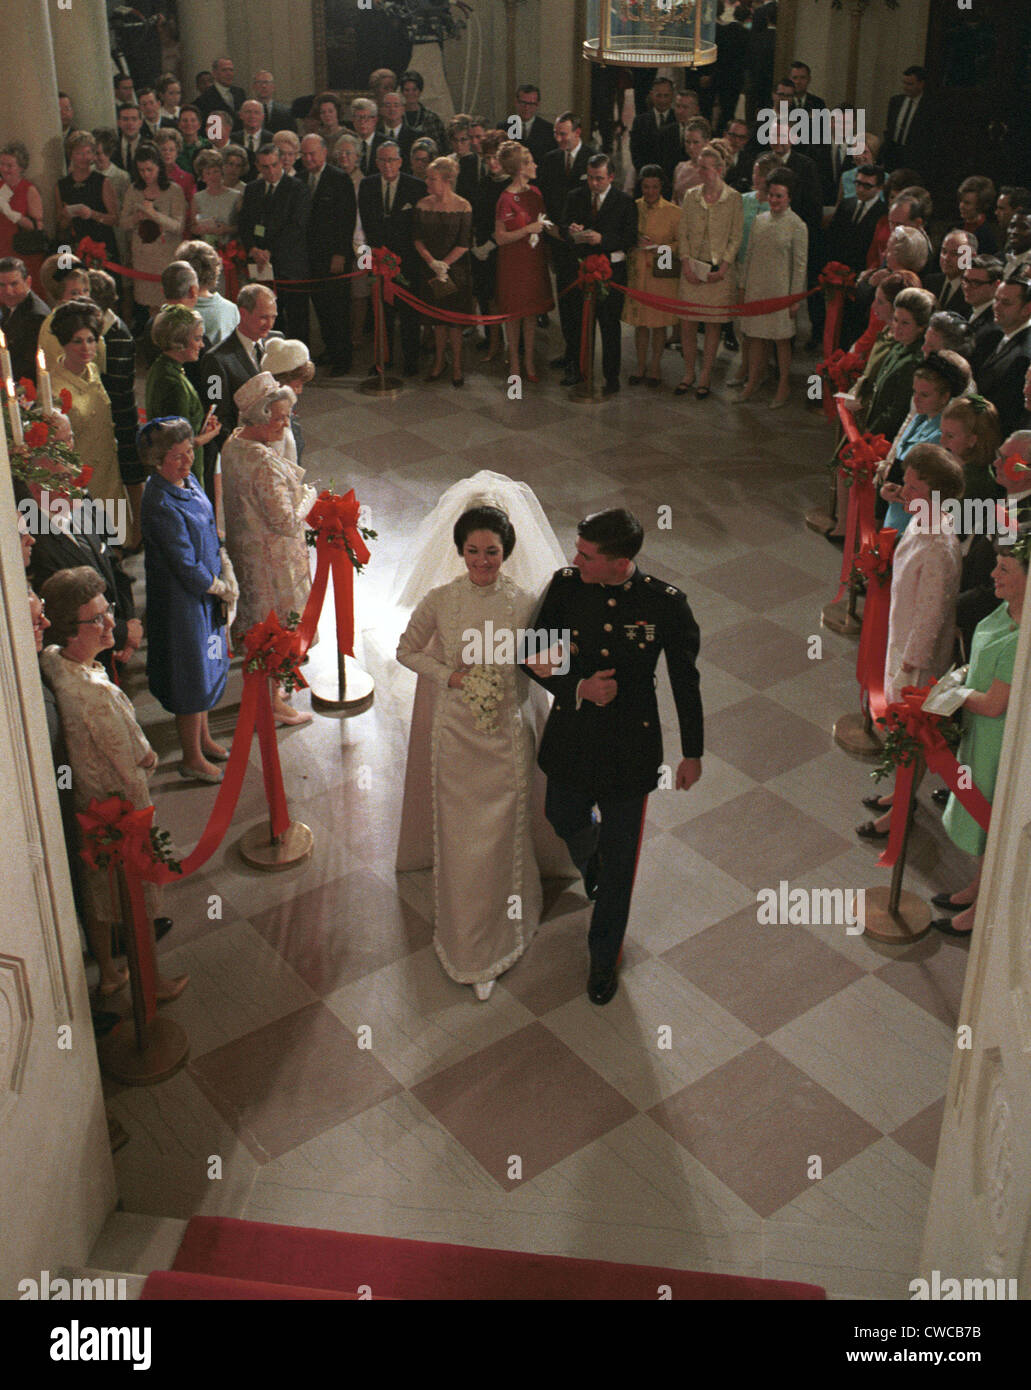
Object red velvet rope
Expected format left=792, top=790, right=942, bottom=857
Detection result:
left=854, top=527, right=897, bottom=722
left=832, top=400, right=890, bottom=602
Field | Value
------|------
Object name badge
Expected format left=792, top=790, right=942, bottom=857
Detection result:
left=253, top=223, right=266, bottom=238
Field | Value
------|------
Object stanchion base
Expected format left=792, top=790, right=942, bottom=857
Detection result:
left=822, top=598, right=863, bottom=635
left=310, top=657, right=375, bottom=714
left=239, top=820, right=314, bottom=870
left=805, top=507, right=835, bottom=535
left=97, top=1015, right=189, bottom=1086
left=862, top=886, right=933, bottom=945
left=833, top=710, right=883, bottom=759
left=358, top=374, right=404, bottom=399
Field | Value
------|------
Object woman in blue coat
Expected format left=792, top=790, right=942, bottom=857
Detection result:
left=139, top=417, right=237, bottom=783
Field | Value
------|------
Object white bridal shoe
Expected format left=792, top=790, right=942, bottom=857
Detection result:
left=474, top=980, right=495, bottom=1002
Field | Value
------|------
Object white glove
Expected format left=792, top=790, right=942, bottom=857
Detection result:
left=0, top=201, right=21, bottom=224
left=218, top=547, right=240, bottom=603
left=471, top=240, right=495, bottom=260
left=297, top=484, right=319, bottom=523
left=207, top=575, right=230, bottom=599
left=430, top=258, right=449, bottom=279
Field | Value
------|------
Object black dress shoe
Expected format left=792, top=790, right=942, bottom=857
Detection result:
left=722, top=325, right=739, bottom=351
left=602, top=380, right=620, bottom=397
left=549, top=355, right=568, bottom=369
left=561, top=368, right=583, bottom=387
left=931, top=891, right=968, bottom=911
left=91, top=1009, right=122, bottom=1039
left=154, top=917, right=173, bottom=942
left=855, top=820, right=889, bottom=840
left=587, top=960, right=618, bottom=1005
left=931, top=786, right=950, bottom=807
left=537, top=313, right=550, bottom=328
left=861, top=793, right=892, bottom=811
left=931, top=917, right=972, bottom=938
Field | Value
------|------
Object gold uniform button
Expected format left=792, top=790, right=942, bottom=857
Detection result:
left=603, top=623, right=612, bottom=632
left=643, top=720, right=650, bottom=727
left=572, top=629, right=578, bottom=636
left=607, top=598, right=617, bottom=607
left=623, top=581, right=631, bottom=590
left=600, top=648, right=609, bottom=656
left=639, top=642, right=646, bottom=649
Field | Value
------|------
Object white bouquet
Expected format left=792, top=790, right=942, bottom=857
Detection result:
left=460, top=664, right=505, bottom=733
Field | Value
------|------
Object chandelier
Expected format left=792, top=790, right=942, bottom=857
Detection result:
left=584, top=0, right=717, bottom=68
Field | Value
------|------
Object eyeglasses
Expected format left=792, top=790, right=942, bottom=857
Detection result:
left=962, top=275, right=991, bottom=285
left=855, top=179, right=878, bottom=189
left=76, top=604, right=114, bottom=627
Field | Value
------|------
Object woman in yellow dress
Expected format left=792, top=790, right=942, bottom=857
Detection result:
left=49, top=300, right=127, bottom=523
left=622, top=164, right=680, bottom=388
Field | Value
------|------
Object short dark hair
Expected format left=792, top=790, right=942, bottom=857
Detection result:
left=878, top=272, right=907, bottom=304
left=179, top=103, right=202, bottom=122
left=971, top=254, right=1005, bottom=282
left=903, top=66, right=927, bottom=81
left=515, top=84, right=541, bottom=100
left=400, top=70, right=424, bottom=92
left=587, top=152, right=613, bottom=174
left=453, top=506, right=516, bottom=559
left=555, top=110, right=581, bottom=130
left=639, top=163, right=664, bottom=183
left=87, top=269, right=118, bottom=312
left=1001, top=274, right=1031, bottom=304
left=766, top=167, right=797, bottom=196
left=0, top=256, right=28, bottom=279
left=1000, top=186, right=1031, bottom=211
left=257, top=143, right=280, bottom=161
left=131, top=142, right=170, bottom=189
left=577, top=509, right=643, bottom=560
left=50, top=300, right=103, bottom=346
left=789, top=61, right=811, bottom=75
left=651, top=77, right=674, bottom=91
left=856, top=162, right=885, bottom=187
left=40, top=566, right=106, bottom=646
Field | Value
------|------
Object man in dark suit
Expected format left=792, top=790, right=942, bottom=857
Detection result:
left=525, top=508, right=703, bottom=1005
left=357, top=141, right=426, bottom=376
left=231, top=101, right=275, bottom=179
left=629, top=77, right=677, bottom=185
left=964, top=256, right=1005, bottom=373
left=300, top=134, right=357, bottom=375
left=195, top=55, right=245, bottom=121
left=538, top=112, right=594, bottom=374
left=976, top=275, right=1031, bottom=435
left=237, top=145, right=312, bottom=341
left=251, top=71, right=295, bottom=134
left=377, top=91, right=418, bottom=171
left=924, top=230, right=976, bottom=317
left=881, top=66, right=936, bottom=175
left=200, top=283, right=279, bottom=451
left=497, top=84, right=557, bottom=165
left=788, top=60, right=825, bottom=115
left=137, top=89, right=165, bottom=144
left=112, top=104, right=143, bottom=170
left=559, top=154, right=636, bottom=394
left=722, top=117, right=754, bottom=193
left=824, top=164, right=886, bottom=344
left=350, top=100, right=380, bottom=177
left=0, top=257, right=48, bottom=381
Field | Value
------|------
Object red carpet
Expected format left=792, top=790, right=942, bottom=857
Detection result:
left=153, top=1215, right=825, bottom=1300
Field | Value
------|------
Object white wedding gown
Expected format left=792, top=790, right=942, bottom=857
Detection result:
left=393, top=472, right=574, bottom=985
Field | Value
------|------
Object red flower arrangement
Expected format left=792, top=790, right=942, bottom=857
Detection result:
left=579, top=254, right=613, bottom=292
left=371, top=247, right=402, bottom=280
left=76, top=236, right=109, bottom=269
left=58, top=388, right=72, bottom=412
left=818, top=347, right=863, bottom=392
left=851, top=539, right=894, bottom=589
left=818, top=261, right=857, bottom=293
left=17, top=377, right=36, bottom=403
left=305, top=489, right=375, bottom=570
left=77, top=795, right=182, bottom=876
left=839, top=431, right=890, bottom=484
left=243, top=611, right=308, bottom=694
left=25, top=420, right=50, bottom=448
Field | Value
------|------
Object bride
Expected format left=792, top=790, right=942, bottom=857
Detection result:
left=394, top=473, right=570, bottom=1000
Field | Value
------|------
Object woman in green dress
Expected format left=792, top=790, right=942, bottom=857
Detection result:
left=144, top=305, right=220, bottom=497
left=932, top=534, right=1028, bottom=937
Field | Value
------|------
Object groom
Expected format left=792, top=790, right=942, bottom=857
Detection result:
left=525, top=508, right=703, bottom=1005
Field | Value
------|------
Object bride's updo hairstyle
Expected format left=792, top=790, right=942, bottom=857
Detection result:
left=453, top=505, right=516, bottom=558
left=577, top=508, right=644, bottom=559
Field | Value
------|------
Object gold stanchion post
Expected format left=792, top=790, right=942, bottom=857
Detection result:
left=570, top=284, right=601, bottom=404
left=863, top=754, right=933, bottom=944
left=359, top=275, right=404, bottom=399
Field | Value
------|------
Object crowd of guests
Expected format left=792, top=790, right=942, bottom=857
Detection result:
left=4, top=42, right=1030, bottom=1025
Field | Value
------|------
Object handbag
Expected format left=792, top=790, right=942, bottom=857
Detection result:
left=428, top=274, right=458, bottom=300
left=13, top=224, right=49, bottom=256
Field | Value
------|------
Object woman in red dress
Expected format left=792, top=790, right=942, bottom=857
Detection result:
left=494, top=141, right=553, bottom=383
left=0, top=141, right=46, bottom=291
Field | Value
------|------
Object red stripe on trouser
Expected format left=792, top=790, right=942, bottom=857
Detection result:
left=617, top=795, right=649, bottom=967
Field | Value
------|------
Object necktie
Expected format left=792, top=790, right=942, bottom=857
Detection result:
left=361, top=140, right=368, bottom=173
left=592, top=192, right=599, bottom=217
left=385, top=181, right=393, bottom=215
left=565, top=151, right=571, bottom=175
left=853, top=201, right=863, bottom=224
left=896, top=98, right=913, bottom=144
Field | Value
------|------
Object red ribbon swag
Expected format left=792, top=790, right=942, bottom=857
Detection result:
left=304, top=489, right=371, bottom=657
left=832, top=399, right=891, bottom=601
left=876, top=685, right=993, bottom=868
left=853, top=527, right=898, bottom=722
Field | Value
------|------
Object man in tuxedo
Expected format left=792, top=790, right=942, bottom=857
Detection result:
left=924, top=230, right=976, bottom=315
left=525, top=508, right=703, bottom=1005
left=251, top=71, right=295, bottom=135
left=237, top=147, right=311, bottom=341
left=377, top=91, right=417, bottom=171
left=722, top=118, right=753, bottom=193
left=200, top=283, right=279, bottom=451
left=964, top=255, right=1005, bottom=372
left=300, top=134, right=356, bottom=375
left=977, top=275, right=1031, bottom=435
left=196, top=55, right=245, bottom=121
left=789, top=61, right=825, bottom=114
left=497, top=84, right=557, bottom=165
left=629, top=77, right=678, bottom=185
left=0, top=257, right=48, bottom=381
left=357, top=141, right=425, bottom=376
left=825, top=164, right=885, bottom=342
left=232, top=101, right=275, bottom=179
left=538, top=112, right=593, bottom=375
left=559, top=154, right=636, bottom=394
left=113, top=104, right=143, bottom=170
left=137, top=89, right=165, bottom=144
left=351, top=100, right=380, bottom=177
left=997, top=187, right=1031, bottom=239
left=114, top=74, right=135, bottom=108
left=881, top=66, right=935, bottom=175
left=1004, top=212, right=1031, bottom=280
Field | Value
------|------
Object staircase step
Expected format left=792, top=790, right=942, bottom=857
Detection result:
left=88, top=1211, right=189, bottom=1277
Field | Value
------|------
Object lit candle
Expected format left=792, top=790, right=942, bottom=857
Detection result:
left=36, top=349, right=52, bottom=413
left=6, top=377, right=23, bottom=446
left=0, top=328, right=10, bottom=384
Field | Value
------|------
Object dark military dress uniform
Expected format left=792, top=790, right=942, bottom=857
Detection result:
left=528, top=565, right=704, bottom=981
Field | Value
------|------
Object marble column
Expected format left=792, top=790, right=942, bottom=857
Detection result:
left=0, top=0, right=63, bottom=236
left=178, top=0, right=230, bottom=102
left=50, top=0, right=116, bottom=133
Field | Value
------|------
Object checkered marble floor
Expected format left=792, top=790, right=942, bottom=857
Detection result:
left=101, top=329, right=975, bottom=1300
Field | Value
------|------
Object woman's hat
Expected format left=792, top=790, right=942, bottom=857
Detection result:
left=234, top=370, right=278, bottom=412
left=260, top=338, right=310, bottom=376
